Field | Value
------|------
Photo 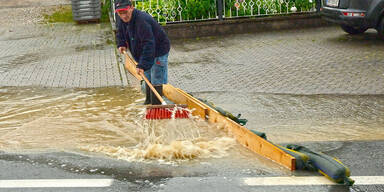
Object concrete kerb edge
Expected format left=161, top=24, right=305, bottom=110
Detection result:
left=116, top=49, right=129, bottom=87
left=163, top=13, right=334, bottom=39
left=114, top=48, right=142, bottom=90
left=113, top=46, right=143, bottom=90
left=107, top=24, right=129, bottom=87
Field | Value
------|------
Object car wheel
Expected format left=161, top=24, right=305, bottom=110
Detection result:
left=377, top=17, right=384, bottom=40
left=340, top=24, right=367, bottom=35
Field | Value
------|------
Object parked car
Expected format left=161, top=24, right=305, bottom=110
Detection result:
left=321, top=0, right=384, bottom=38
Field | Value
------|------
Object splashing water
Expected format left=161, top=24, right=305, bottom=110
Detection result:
left=81, top=114, right=236, bottom=162
left=0, top=87, right=236, bottom=162
left=84, top=137, right=235, bottom=162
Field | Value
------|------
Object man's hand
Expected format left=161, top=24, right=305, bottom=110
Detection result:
left=118, top=47, right=126, bottom=54
left=136, top=68, right=144, bottom=76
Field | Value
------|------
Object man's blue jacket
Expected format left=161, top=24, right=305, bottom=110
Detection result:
left=116, top=9, right=170, bottom=71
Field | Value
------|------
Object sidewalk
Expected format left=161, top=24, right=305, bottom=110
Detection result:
left=168, top=27, right=384, bottom=95
left=0, top=0, right=127, bottom=88
left=1, top=1, right=383, bottom=95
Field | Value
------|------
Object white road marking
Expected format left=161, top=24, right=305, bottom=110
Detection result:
left=0, top=179, right=113, bottom=188
left=243, top=176, right=384, bottom=186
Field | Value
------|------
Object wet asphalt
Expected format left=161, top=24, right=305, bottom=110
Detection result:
left=0, top=141, right=383, bottom=192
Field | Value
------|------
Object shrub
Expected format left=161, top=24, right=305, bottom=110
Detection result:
left=135, top=0, right=315, bottom=22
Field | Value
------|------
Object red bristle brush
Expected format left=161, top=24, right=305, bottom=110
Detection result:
left=140, top=73, right=190, bottom=119
left=123, top=51, right=190, bottom=120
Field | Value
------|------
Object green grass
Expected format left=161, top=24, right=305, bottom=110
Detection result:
left=43, top=5, right=73, bottom=23
left=43, top=3, right=111, bottom=23
left=101, top=0, right=111, bottom=23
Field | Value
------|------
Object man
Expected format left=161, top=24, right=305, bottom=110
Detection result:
left=115, top=0, right=170, bottom=105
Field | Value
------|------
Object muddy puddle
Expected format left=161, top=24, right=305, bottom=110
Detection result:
left=0, top=87, right=236, bottom=163
left=193, top=92, right=384, bottom=143
left=1, top=86, right=383, bottom=167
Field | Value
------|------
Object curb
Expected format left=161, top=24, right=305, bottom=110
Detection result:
left=110, top=13, right=333, bottom=40
left=163, top=13, right=333, bottom=39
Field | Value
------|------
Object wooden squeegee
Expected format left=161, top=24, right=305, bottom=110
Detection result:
left=163, top=84, right=296, bottom=170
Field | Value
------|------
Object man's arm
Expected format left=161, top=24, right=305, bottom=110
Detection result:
left=137, top=21, right=155, bottom=71
left=116, top=17, right=127, bottom=53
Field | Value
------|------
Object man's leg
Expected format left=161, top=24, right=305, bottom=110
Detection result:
left=143, top=70, right=152, bottom=105
left=150, top=53, right=169, bottom=105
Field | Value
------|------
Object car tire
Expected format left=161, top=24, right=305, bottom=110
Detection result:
left=340, top=24, right=367, bottom=35
left=377, top=17, right=384, bottom=40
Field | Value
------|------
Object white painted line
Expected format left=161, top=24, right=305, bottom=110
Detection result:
left=353, top=176, right=384, bottom=185
left=243, top=176, right=334, bottom=186
left=0, top=179, right=113, bottom=188
left=243, top=176, right=384, bottom=186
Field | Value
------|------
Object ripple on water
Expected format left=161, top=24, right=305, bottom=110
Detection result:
left=0, top=87, right=236, bottom=163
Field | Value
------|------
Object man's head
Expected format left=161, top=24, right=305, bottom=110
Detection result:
left=115, top=0, right=134, bottom=23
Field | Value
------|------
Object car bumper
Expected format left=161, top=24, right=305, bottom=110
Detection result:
left=321, top=6, right=369, bottom=28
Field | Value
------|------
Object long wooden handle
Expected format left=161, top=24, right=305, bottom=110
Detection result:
left=123, top=51, right=166, bottom=105
left=140, top=73, right=166, bottom=105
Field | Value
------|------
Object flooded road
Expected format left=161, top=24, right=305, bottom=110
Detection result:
left=0, top=87, right=383, bottom=192
left=0, top=87, right=236, bottom=163
left=1, top=86, right=383, bottom=160
left=194, top=92, right=384, bottom=144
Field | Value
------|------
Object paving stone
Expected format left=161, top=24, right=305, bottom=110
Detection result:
left=0, top=22, right=125, bottom=88
left=168, top=27, right=384, bottom=95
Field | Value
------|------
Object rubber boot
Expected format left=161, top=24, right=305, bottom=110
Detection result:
left=143, top=84, right=151, bottom=105
left=151, top=84, right=163, bottom=105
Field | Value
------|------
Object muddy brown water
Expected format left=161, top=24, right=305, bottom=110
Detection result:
left=193, top=92, right=384, bottom=144
left=0, top=87, right=383, bottom=165
left=0, top=86, right=236, bottom=163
